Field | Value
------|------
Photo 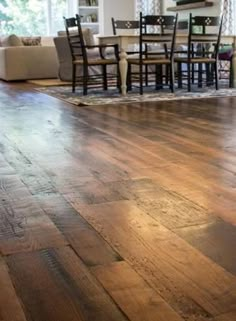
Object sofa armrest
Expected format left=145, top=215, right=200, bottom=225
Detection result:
left=0, top=46, right=59, bottom=81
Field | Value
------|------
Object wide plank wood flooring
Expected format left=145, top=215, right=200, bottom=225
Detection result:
left=0, top=82, right=236, bottom=321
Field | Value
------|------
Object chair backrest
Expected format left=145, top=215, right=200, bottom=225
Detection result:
left=111, top=18, right=140, bottom=35
left=177, top=19, right=188, bottom=31
left=188, top=14, right=223, bottom=59
left=139, top=13, right=178, bottom=60
left=64, top=14, right=88, bottom=63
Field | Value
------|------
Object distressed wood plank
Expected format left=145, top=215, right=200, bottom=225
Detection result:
left=37, top=194, right=123, bottom=266
left=175, top=220, right=236, bottom=275
left=214, top=311, right=236, bottom=321
left=92, top=261, right=184, bottom=321
left=106, top=178, right=215, bottom=229
left=7, top=247, right=128, bottom=321
left=0, top=197, right=67, bottom=255
left=0, top=258, right=27, bottom=321
left=77, top=201, right=236, bottom=320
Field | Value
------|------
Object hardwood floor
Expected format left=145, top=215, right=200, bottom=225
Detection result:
left=0, top=81, right=236, bottom=321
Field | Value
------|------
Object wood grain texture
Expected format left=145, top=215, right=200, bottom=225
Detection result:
left=214, top=311, right=236, bottom=321
left=0, top=196, right=67, bottom=255
left=92, top=261, right=184, bottom=321
left=175, top=220, right=236, bottom=276
left=106, top=178, right=215, bottom=229
left=7, top=247, right=128, bottom=321
left=78, top=201, right=236, bottom=320
left=37, top=194, right=123, bottom=266
left=0, top=82, right=236, bottom=321
left=0, top=258, right=27, bottom=321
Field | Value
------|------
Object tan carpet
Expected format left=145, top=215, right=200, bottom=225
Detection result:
left=27, top=79, right=71, bottom=86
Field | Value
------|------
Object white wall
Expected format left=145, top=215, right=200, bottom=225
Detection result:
left=163, top=0, right=222, bottom=18
left=101, top=0, right=136, bottom=35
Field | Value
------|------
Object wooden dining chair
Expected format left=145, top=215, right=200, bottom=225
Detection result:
left=64, top=14, right=120, bottom=95
left=111, top=18, right=140, bottom=36
left=175, top=14, right=223, bottom=92
left=127, top=13, right=178, bottom=95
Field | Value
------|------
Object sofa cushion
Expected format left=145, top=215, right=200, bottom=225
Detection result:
left=21, top=36, right=42, bottom=46
left=57, top=28, right=95, bottom=46
left=1, top=34, right=23, bottom=47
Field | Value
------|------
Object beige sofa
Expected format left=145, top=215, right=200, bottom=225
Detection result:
left=0, top=35, right=59, bottom=81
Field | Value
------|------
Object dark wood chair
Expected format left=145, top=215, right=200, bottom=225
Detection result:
left=127, top=13, right=178, bottom=95
left=64, top=14, right=120, bottom=95
left=111, top=18, right=140, bottom=36
left=175, top=14, right=223, bottom=92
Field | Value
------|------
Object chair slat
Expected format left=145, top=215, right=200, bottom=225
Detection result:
left=111, top=19, right=139, bottom=34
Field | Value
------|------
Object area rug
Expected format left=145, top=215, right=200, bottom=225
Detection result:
left=36, top=85, right=236, bottom=107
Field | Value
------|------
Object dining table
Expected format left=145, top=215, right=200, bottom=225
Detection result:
left=97, top=33, right=236, bottom=95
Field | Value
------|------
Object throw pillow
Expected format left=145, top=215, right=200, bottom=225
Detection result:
left=21, top=37, right=41, bottom=46
left=1, top=34, right=23, bottom=47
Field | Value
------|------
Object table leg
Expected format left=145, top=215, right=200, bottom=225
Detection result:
left=119, top=49, right=128, bottom=95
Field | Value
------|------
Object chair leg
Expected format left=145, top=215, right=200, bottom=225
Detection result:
left=155, top=65, right=162, bottom=90
left=206, top=64, right=212, bottom=86
left=160, top=65, right=163, bottom=88
left=170, top=62, right=175, bottom=93
left=230, top=59, right=233, bottom=88
left=177, top=62, right=182, bottom=89
left=198, top=63, right=202, bottom=88
left=214, top=62, right=219, bottom=90
left=72, top=64, right=76, bottom=93
left=187, top=62, right=191, bottom=92
left=165, top=65, right=169, bottom=85
left=102, top=65, right=108, bottom=90
left=206, top=63, right=210, bottom=86
left=145, top=65, right=148, bottom=86
left=140, top=63, right=143, bottom=95
left=191, top=63, right=195, bottom=84
left=83, top=65, right=88, bottom=95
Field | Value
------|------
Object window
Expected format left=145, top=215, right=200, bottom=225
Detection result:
left=46, top=0, right=68, bottom=35
left=0, top=0, right=67, bottom=35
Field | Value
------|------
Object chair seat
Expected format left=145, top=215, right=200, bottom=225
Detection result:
left=74, top=58, right=118, bottom=65
left=175, top=57, right=216, bottom=63
left=128, top=58, right=171, bottom=65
